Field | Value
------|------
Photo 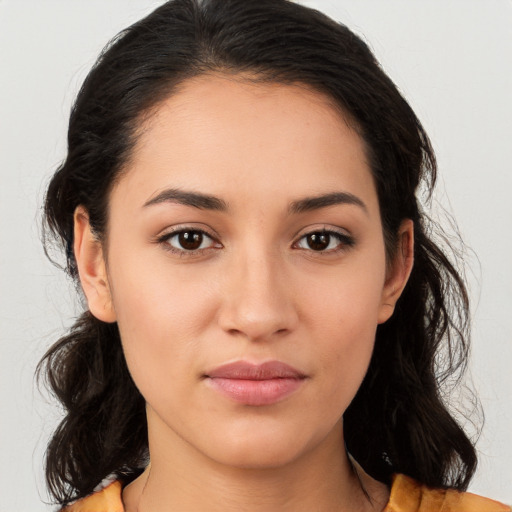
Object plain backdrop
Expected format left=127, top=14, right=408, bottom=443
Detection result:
left=1, top=1, right=511, bottom=509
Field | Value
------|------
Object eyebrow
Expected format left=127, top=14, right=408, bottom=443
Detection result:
left=143, top=188, right=228, bottom=211
left=143, top=188, right=367, bottom=215
left=289, top=192, right=368, bottom=215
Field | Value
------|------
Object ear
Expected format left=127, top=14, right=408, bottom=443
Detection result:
left=73, top=206, right=116, bottom=323
left=378, top=219, right=414, bottom=324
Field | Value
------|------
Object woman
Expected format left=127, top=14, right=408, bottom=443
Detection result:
left=38, top=0, right=510, bottom=510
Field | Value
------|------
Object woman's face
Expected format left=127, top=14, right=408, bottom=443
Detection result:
left=78, top=74, right=411, bottom=469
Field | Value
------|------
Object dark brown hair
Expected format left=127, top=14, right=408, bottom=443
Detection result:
left=39, top=0, right=477, bottom=505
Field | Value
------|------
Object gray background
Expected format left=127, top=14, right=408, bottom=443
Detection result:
left=1, top=1, right=510, bottom=509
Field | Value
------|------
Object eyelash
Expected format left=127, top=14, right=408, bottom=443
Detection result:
left=293, top=229, right=355, bottom=254
left=156, top=228, right=221, bottom=256
left=156, top=227, right=355, bottom=256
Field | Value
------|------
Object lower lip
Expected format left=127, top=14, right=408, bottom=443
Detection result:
left=207, top=377, right=304, bottom=406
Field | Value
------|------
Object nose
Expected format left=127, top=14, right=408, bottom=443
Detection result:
left=217, top=248, right=298, bottom=341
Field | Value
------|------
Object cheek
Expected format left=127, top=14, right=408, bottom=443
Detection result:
left=106, top=251, right=219, bottom=398
left=316, top=302, right=378, bottom=399
left=299, top=258, right=386, bottom=401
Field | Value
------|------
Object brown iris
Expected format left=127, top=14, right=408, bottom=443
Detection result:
left=178, top=231, right=204, bottom=250
left=306, top=232, right=331, bottom=251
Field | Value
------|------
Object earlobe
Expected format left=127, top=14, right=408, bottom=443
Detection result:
left=378, top=219, right=414, bottom=324
left=73, top=206, right=116, bottom=323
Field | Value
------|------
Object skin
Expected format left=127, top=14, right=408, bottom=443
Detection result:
left=74, top=74, right=414, bottom=511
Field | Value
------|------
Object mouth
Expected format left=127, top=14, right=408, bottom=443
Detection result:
left=204, top=360, right=307, bottom=406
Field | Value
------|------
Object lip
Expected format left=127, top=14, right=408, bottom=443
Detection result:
left=204, top=361, right=307, bottom=406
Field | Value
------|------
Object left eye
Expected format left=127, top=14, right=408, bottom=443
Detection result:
left=165, top=230, right=217, bottom=251
left=295, top=231, right=352, bottom=252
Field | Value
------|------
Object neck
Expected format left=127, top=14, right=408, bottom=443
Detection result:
left=123, top=414, right=388, bottom=512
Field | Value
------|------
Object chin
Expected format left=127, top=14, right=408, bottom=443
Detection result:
left=212, top=442, right=304, bottom=470
left=200, top=421, right=326, bottom=471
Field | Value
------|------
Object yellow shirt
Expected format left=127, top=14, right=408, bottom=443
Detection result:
left=63, top=474, right=510, bottom=512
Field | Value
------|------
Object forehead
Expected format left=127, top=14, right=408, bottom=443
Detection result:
left=113, top=73, right=377, bottom=214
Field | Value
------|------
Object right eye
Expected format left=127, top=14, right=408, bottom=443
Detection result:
left=159, top=229, right=220, bottom=254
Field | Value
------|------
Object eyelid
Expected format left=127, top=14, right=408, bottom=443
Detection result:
left=292, top=225, right=355, bottom=253
left=292, top=224, right=352, bottom=240
left=155, top=224, right=222, bottom=255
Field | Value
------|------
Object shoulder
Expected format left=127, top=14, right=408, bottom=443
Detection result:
left=60, top=480, right=124, bottom=512
left=58, top=473, right=510, bottom=512
left=384, top=473, right=510, bottom=512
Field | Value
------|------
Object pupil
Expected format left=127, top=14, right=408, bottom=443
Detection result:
left=179, top=231, right=202, bottom=250
left=307, top=233, right=330, bottom=251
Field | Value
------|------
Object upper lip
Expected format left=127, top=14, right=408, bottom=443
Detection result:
left=205, top=361, right=306, bottom=380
